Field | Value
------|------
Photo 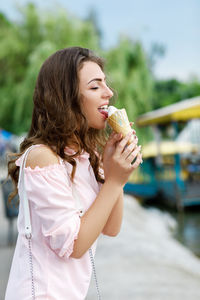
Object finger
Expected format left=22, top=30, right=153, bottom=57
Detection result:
left=126, top=145, right=141, bottom=164
left=132, top=134, right=138, bottom=146
left=108, top=131, right=116, bottom=141
left=115, top=132, right=132, bottom=155
left=130, top=152, right=143, bottom=168
left=129, top=122, right=136, bottom=133
left=125, top=134, right=138, bottom=152
left=129, top=132, right=138, bottom=144
left=122, top=140, right=139, bottom=159
left=134, top=134, right=138, bottom=142
left=107, top=132, right=122, bottom=146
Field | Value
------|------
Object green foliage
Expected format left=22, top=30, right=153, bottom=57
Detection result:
left=0, top=3, right=100, bottom=134
left=0, top=3, right=199, bottom=144
left=153, top=78, right=200, bottom=109
left=103, top=38, right=154, bottom=143
left=105, top=38, right=154, bottom=120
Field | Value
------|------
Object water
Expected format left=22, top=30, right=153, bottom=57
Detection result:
left=172, top=209, right=200, bottom=257
left=142, top=198, right=200, bottom=258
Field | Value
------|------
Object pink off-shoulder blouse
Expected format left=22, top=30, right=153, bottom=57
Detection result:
left=5, top=145, right=101, bottom=300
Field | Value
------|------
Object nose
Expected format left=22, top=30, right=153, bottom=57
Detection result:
left=103, top=85, right=113, bottom=99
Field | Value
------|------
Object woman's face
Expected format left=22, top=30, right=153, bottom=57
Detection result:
left=79, top=61, right=113, bottom=129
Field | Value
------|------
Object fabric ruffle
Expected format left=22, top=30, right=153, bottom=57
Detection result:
left=24, top=163, right=64, bottom=173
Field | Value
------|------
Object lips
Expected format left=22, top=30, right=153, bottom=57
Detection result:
left=98, top=105, right=108, bottom=119
left=100, top=110, right=108, bottom=118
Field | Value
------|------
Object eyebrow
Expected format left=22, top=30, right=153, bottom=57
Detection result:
left=87, top=77, right=106, bottom=85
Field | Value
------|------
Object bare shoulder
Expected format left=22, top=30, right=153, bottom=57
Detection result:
left=25, top=145, right=60, bottom=169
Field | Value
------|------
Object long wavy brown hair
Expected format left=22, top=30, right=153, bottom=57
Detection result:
left=8, top=47, right=109, bottom=202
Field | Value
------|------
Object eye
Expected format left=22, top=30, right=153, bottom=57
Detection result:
left=91, top=87, right=99, bottom=90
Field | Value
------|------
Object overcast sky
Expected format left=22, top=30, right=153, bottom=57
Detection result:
left=1, top=0, right=200, bottom=81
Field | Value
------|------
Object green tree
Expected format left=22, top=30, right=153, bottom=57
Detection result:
left=2, top=3, right=198, bottom=145
left=0, top=3, right=100, bottom=134
left=153, top=78, right=200, bottom=109
left=104, top=37, right=154, bottom=143
left=0, top=4, right=154, bottom=139
left=105, top=38, right=154, bottom=119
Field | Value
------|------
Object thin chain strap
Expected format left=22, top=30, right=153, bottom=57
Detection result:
left=27, top=237, right=36, bottom=300
left=19, top=146, right=36, bottom=300
left=89, top=248, right=101, bottom=300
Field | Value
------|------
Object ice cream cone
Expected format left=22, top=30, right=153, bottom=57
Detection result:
left=107, top=108, right=134, bottom=145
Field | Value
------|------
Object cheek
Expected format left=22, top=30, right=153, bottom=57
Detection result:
left=80, top=95, right=88, bottom=115
left=81, top=94, right=96, bottom=115
left=80, top=99, right=93, bottom=121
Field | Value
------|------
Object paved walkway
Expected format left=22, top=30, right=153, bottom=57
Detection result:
left=1, top=187, right=200, bottom=300
left=87, top=196, right=200, bottom=299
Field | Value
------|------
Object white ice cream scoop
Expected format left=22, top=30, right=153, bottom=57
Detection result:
left=107, top=106, right=134, bottom=145
left=108, top=106, right=118, bottom=117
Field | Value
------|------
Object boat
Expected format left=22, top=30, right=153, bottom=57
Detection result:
left=124, top=96, right=200, bottom=210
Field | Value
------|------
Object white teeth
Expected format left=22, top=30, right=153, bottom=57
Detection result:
left=99, top=105, right=108, bottom=110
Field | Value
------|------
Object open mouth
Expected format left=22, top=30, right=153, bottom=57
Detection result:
left=98, top=105, right=108, bottom=118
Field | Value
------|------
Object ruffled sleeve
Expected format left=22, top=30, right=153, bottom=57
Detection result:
left=23, top=164, right=81, bottom=259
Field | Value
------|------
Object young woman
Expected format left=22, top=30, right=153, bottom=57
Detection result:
left=5, top=47, right=142, bottom=300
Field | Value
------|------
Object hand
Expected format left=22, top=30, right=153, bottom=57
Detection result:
left=103, top=131, right=142, bottom=186
left=103, top=130, right=138, bottom=175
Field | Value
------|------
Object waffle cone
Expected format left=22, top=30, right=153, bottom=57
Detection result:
left=107, top=109, right=134, bottom=144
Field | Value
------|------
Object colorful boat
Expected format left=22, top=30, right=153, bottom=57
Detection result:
left=124, top=96, right=200, bottom=209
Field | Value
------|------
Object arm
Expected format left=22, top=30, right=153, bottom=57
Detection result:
left=99, top=130, right=138, bottom=238
left=102, top=189, right=124, bottom=236
left=72, top=132, right=141, bottom=258
left=72, top=179, right=122, bottom=258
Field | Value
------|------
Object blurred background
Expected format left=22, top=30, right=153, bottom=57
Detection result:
left=0, top=0, right=200, bottom=299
